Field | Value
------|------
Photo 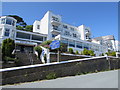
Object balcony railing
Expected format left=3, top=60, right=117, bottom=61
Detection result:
left=51, top=27, right=61, bottom=33
left=51, top=20, right=61, bottom=25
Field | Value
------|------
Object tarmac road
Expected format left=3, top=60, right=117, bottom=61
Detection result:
left=3, top=70, right=118, bottom=88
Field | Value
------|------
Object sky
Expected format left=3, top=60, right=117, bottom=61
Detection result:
left=2, top=2, right=118, bottom=40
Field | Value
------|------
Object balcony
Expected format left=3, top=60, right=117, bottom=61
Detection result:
left=51, top=20, right=61, bottom=26
left=85, top=31, right=91, bottom=36
left=51, top=27, right=61, bottom=34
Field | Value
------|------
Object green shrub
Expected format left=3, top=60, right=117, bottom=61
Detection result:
left=68, top=48, right=74, bottom=54
left=81, top=49, right=95, bottom=56
left=4, top=56, right=18, bottom=63
left=40, top=40, right=52, bottom=48
left=88, top=50, right=95, bottom=56
left=2, top=38, right=15, bottom=62
left=75, top=50, right=79, bottom=54
left=34, top=46, right=42, bottom=58
left=106, top=51, right=116, bottom=56
left=81, top=48, right=89, bottom=55
left=46, top=73, right=56, bottom=80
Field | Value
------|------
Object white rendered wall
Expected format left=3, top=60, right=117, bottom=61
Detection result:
left=78, top=25, right=85, bottom=40
left=33, top=20, right=41, bottom=33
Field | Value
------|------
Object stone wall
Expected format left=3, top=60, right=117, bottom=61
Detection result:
left=0, top=48, right=2, bottom=61
left=1, top=57, right=120, bottom=85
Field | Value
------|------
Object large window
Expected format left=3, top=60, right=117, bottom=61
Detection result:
left=69, top=41, right=75, bottom=47
left=1, top=18, right=5, bottom=24
left=16, top=32, right=30, bottom=39
left=6, top=19, right=12, bottom=25
left=61, top=39, right=68, bottom=44
left=76, top=42, right=83, bottom=49
left=4, top=28, right=10, bottom=36
left=83, top=43, right=89, bottom=50
left=32, top=35, right=43, bottom=41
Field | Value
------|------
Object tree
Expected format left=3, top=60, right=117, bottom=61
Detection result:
left=59, top=43, right=67, bottom=53
left=40, top=40, right=52, bottom=49
left=2, top=38, right=15, bottom=62
left=88, top=50, right=95, bottom=56
left=81, top=48, right=95, bottom=56
left=106, top=51, right=116, bottom=56
left=34, top=46, right=42, bottom=58
left=75, top=50, right=79, bottom=54
left=16, top=26, right=24, bottom=30
left=69, top=48, right=74, bottom=54
left=81, top=48, right=89, bottom=55
left=8, top=15, right=27, bottom=27
left=24, top=25, right=33, bottom=32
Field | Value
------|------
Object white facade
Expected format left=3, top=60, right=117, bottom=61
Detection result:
left=33, top=11, right=109, bottom=56
left=0, top=16, right=47, bottom=52
left=0, top=11, right=118, bottom=56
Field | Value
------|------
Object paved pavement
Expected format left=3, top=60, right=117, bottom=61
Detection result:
left=3, top=70, right=118, bottom=88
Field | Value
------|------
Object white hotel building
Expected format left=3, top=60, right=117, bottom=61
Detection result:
left=0, top=11, right=119, bottom=56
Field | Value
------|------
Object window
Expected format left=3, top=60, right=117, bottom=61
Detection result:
left=76, top=42, right=82, bottom=48
left=63, top=25, right=68, bottom=29
left=4, top=28, right=10, bottom=36
left=12, top=20, right=15, bottom=26
left=52, top=34, right=57, bottom=38
left=70, top=27, right=74, bottom=31
left=1, top=18, right=5, bottom=24
left=32, top=35, right=43, bottom=41
left=83, top=43, right=89, bottom=50
left=52, top=16, right=59, bottom=22
left=6, top=19, right=12, bottom=25
left=69, top=41, right=75, bottom=47
left=37, top=25, right=40, bottom=29
left=16, top=32, right=30, bottom=39
left=61, top=39, right=68, bottom=44
left=44, top=37, right=47, bottom=41
left=52, top=25, right=58, bottom=30
left=64, top=31, right=70, bottom=36
left=11, top=30, right=15, bottom=38
left=0, top=28, right=2, bottom=36
left=73, top=33, right=77, bottom=38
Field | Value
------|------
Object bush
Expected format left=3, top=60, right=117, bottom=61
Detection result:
left=40, top=40, right=52, bottom=49
left=106, top=51, right=116, bottom=56
left=2, top=38, right=15, bottom=62
left=81, top=48, right=95, bottom=56
left=81, top=48, right=89, bottom=55
left=46, top=73, right=56, bottom=80
left=75, top=50, right=79, bottom=54
left=34, top=46, right=42, bottom=58
left=68, top=48, right=74, bottom=54
left=4, top=56, right=18, bottom=63
left=88, top=50, right=95, bottom=56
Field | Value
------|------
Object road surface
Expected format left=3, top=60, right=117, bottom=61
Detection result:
left=3, top=70, right=118, bottom=88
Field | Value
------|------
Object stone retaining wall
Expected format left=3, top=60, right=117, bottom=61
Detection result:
left=1, top=57, right=120, bottom=85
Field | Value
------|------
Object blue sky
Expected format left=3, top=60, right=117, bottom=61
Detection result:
left=2, top=2, right=118, bottom=40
